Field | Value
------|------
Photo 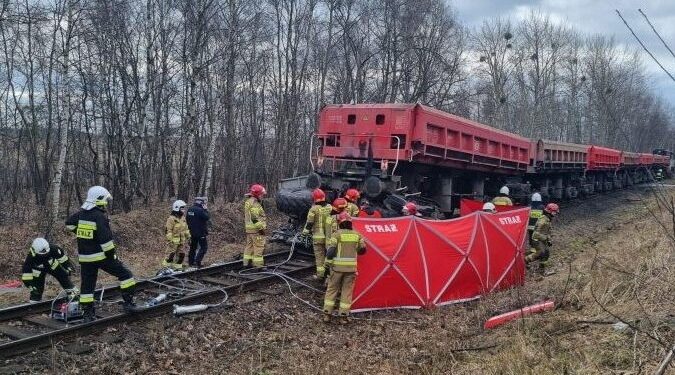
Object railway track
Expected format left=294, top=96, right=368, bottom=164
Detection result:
left=0, top=250, right=315, bottom=358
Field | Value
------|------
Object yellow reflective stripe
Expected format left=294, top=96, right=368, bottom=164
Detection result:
left=78, top=252, right=106, bottom=262
left=30, top=249, right=36, bottom=257
left=120, top=278, right=136, bottom=289
left=323, top=299, right=335, bottom=307
left=339, top=302, right=351, bottom=309
left=80, top=294, right=95, bottom=303
left=57, top=255, right=69, bottom=263
left=22, top=273, right=34, bottom=280
left=32, top=269, right=42, bottom=277
left=66, top=225, right=77, bottom=231
left=316, top=266, right=325, bottom=272
left=530, top=210, right=543, bottom=219
left=333, top=259, right=357, bottom=266
left=100, top=241, right=115, bottom=252
left=50, top=261, right=60, bottom=270
left=243, top=254, right=253, bottom=260
left=78, top=220, right=96, bottom=229
left=339, top=233, right=360, bottom=243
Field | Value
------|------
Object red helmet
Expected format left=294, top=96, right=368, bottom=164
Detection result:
left=402, top=202, right=417, bottom=215
left=544, top=203, right=560, bottom=215
left=337, top=211, right=351, bottom=223
left=332, top=198, right=348, bottom=211
left=249, top=184, right=266, bottom=198
left=345, top=188, right=360, bottom=202
left=312, top=188, right=326, bottom=203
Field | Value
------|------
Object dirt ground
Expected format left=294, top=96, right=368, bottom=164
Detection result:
left=1, top=186, right=674, bottom=374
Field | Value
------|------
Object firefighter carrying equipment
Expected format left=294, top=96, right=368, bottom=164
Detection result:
left=244, top=195, right=267, bottom=267
left=303, top=201, right=332, bottom=278
left=22, top=241, right=76, bottom=302
left=164, top=209, right=190, bottom=270
left=66, top=189, right=138, bottom=319
left=323, top=225, right=366, bottom=318
left=81, top=186, right=112, bottom=211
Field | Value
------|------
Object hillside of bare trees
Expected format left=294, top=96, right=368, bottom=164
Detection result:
left=0, top=0, right=673, bottom=231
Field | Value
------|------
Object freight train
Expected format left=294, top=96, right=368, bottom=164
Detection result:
left=273, top=104, right=672, bottom=243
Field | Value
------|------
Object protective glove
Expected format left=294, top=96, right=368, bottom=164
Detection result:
left=258, top=228, right=266, bottom=235
left=326, top=247, right=337, bottom=260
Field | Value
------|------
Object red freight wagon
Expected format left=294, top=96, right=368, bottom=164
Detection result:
left=638, top=153, right=655, bottom=165
left=587, top=146, right=621, bottom=170
left=621, top=151, right=641, bottom=166
left=530, top=139, right=587, bottom=171
left=318, top=104, right=530, bottom=174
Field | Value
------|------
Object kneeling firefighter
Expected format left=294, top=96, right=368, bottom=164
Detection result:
left=526, top=203, right=560, bottom=273
left=303, top=189, right=332, bottom=279
left=66, top=186, right=140, bottom=322
left=21, top=237, right=77, bottom=303
left=323, top=212, right=366, bottom=323
left=243, top=184, right=267, bottom=268
left=163, top=200, right=190, bottom=270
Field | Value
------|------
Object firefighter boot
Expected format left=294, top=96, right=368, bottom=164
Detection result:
left=122, top=292, right=143, bottom=313
left=82, top=304, right=96, bottom=323
left=322, top=313, right=331, bottom=323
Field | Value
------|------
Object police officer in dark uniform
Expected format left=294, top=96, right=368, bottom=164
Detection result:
left=186, top=197, right=210, bottom=268
left=21, top=237, right=77, bottom=303
left=65, top=185, right=139, bottom=322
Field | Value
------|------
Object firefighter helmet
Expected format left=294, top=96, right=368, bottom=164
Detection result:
left=544, top=203, right=560, bottom=215
left=172, top=200, right=187, bottom=212
left=402, top=202, right=418, bottom=216
left=531, top=192, right=542, bottom=202
left=31, top=237, right=50, bottom=255
left=499, top=186, right=510, bottom=195
left=337, top=211, right=351, bottom=223
left=332, top=198, right=348, bottom=210
left=482, top=202, right=497, bottom=213
left=312, top=189, right=326, bottom=203
left=249, top=184, right=267, bottom=198
left=82, top=186, right=112, bottom=210
left=345, top=188, right=360, bottom=202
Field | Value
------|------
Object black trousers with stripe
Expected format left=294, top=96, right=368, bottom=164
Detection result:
left=80, top=256, right=135, bottom=305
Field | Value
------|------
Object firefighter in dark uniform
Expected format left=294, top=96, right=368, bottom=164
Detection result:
left=186, top=197, right=210, bottom=268
left=323, top=212, right=366, bottom=323
left=66, top=186, right=139, bottom=322
left=526, top=203, right=560, bottom=274
left=21, top=237, right=77, bottom=303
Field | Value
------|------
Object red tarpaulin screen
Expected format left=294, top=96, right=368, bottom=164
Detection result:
left=350, top=208, right=529, bottom=312
left=459, top=198, right=524, bottom=216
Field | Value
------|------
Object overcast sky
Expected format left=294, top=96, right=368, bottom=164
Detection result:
left=452, top=0, right=675, bottom=110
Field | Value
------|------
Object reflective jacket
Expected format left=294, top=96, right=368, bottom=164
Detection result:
left=492, top=196, right=513, bottom=206
left=66, top=208, right=116, bottom=263
left=186, top=204, right=210, bottom=237
left=166, top=213, right=190, bottom=245
left=304, top=203, right=332, bottom=243
left=21, top=243, right=72, bottom=286
left=244, top=197, right=266, bottom=234
left=528, top=202, right=544, bottom=231
left=346, top=202, right=360, bottom=217
left=531, top=214, right=552, bottom=243
left=327, top=229, right=366, bottom=273
left=324, top=212, right=340, bottom=241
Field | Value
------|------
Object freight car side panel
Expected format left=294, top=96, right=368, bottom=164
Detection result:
left=638, top=153, right=655, bottom=165
left=622, top=151, right=641, bottom=166
left=530, top=139, right=587, bottom=171
left=587, top=146, right=621, bottom=170
left=411, top=105, right=530, bottom=172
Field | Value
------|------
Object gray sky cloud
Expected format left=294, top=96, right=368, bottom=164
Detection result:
left=452, top=0, right=675, bottom=109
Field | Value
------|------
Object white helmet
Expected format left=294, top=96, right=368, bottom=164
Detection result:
left=499, top=186, right=510, bottom=195
left=172, top=200, right=187, bottom=212
left=31, top=237, right=50, bottom=255
left=82, top=186, right=113, bottom=210
left=531, top=192, right=542, bottom=202
left=482, top=202, right=497, bottom=213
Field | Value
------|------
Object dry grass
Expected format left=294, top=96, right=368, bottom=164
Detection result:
left=1, top=187, right=674, bottom=374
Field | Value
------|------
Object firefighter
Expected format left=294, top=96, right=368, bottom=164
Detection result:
left=358, top=199, right=382, bottom=218
left=482, top=202, right=497, bottom=213
left=186, top=197, right=210, bottom=268
left=65, top=186, right=139, bottom=322
left=323, top=212, right=366, bottom=323
left=243, top=184, right=267, bottom=268
left=655, top=168, right=664, bottom=181
left=325, top=198, right=348, bottom=240
left=526, top=203, right=560, bottom=274
left=163, top=200, right=190, bottom=270
left=21, top=238, right=77, bottom=303
left=402, top=202, right=421, bottom=216
left=302, top=189, right=332, bottom=279
left=344, top=188, right=361, bottom=217
left=492, top=186, right=513, bottom=206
